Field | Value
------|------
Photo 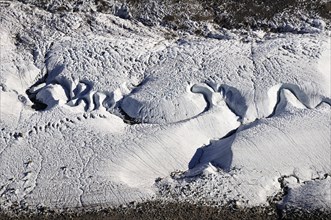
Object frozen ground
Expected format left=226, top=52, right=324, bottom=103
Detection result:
left=0, top=0, right=330, bottom=217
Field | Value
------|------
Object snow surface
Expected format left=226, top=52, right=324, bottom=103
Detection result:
left=0, top=1, right=330, bottom=213
left=280, top=176, right=331, bottom=211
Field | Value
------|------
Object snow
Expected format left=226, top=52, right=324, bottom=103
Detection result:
left=281, top=176, right=331, bottom=211
left=318, top=35, right=331, bottom=96
left=0, top=0, right=330, bottom=214
left=36, top=84, right=68, bottom=107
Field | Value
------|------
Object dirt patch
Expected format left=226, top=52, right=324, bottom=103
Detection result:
left=1, top=200, right=330, bottom=220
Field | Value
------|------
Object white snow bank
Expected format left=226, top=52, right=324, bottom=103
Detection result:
left=195, top=105, right=330, bottom=179
left=110, top=98, right=240, bottom=188
left=318, top=37, right=331, bottom=96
